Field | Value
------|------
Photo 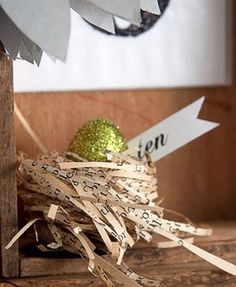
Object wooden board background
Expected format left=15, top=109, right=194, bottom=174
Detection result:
left=14, top=5, right=236, bottom=223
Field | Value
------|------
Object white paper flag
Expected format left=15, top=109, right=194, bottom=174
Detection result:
left=128, top=97, right=219, bottom=162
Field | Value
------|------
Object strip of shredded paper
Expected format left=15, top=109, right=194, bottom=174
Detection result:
left=6, top=149, right=236, bottom=286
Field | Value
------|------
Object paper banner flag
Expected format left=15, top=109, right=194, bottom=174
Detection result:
left=128, top=97, right=219, bottom=162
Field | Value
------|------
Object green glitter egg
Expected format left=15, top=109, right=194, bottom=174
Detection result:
left=68, top=119, right=128, bottom=162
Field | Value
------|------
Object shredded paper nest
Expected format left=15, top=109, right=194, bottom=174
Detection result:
left=6, top=149, right=236, bottom=286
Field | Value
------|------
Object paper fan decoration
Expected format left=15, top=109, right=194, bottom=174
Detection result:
left=0, top=0, right=161, bottom=65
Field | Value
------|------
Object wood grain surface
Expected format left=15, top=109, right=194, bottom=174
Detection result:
left=18, top=221, right=236, bottom=278
left=0, top=53, right=19, bottom=277
left=1, top=271, right=236, bottom=287
left=1, top=221, right=236, bottom=286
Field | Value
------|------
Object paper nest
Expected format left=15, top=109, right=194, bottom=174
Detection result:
left=7, top=148, right=235, bottom=287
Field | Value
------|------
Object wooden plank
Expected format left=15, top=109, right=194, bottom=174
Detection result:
left=0, top=49, right=19, bottom=277
left=2, top=270, right=236, bottom=287
left=1, top=221, right=235, bottom=286
left=4, top=271, right=236, bottom=287
left=19, top=221, right=236, bottom=278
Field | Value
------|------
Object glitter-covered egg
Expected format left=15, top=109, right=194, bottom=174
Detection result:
left=68, top=119, right=128, bottom=161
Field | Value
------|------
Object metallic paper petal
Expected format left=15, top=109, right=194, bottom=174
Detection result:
left=0, top=0, right=71, bottom=61
left=87, top=0, right=141, bottom=25
left=0, top=7, right=42, bottom=64
left=32, top=45, right=43, bottom=66
left=140, top=0, right=161, bottom=15
left=19, top=39, right=34, bottom=64
left=71, top=0, right=115, bottom=34
left=0, top=7, right=21, bottom=59
left=19, top=35, right=43, bottom=65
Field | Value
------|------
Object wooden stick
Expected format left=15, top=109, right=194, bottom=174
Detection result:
left=0, top=48, right=19, bottom=277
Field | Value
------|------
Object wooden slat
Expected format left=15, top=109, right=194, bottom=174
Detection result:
left=19, top=221, right=236, bottom=278
left=0, top=51, right=19, bottom=277
left=2, top=270, right=236, bottom=287
left=0, top=221, right=233, bottom=286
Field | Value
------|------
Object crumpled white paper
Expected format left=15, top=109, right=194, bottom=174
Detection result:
left=0, top=0, right=160, bottom=64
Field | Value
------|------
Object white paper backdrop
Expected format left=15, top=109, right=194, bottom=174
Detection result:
left=13, top=0, right=231, bottom=92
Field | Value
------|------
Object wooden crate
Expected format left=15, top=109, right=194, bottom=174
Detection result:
left=1, top=4, right=236, bottom=286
